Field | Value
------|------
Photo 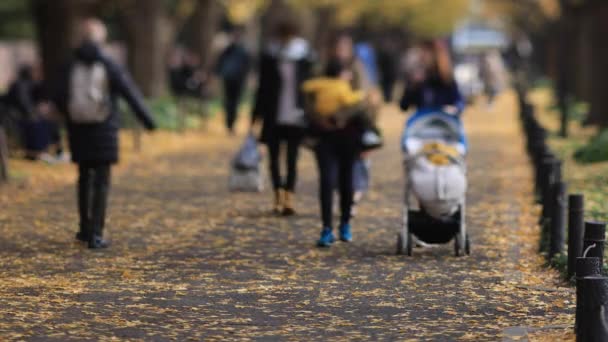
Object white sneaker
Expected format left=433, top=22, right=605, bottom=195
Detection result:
left=39, top=153, right=58, bottom=164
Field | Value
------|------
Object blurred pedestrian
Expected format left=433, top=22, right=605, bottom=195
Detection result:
left=479, top=50, right=507, bottom=107
left=53, top=18, right=156, bottom=249
left=216, top=26, right=251, bottom=134
left=377, top=37, right=399, bottom=102
left=169, top=50, right=205, bottom=99
left=308, top=33, right=377, bottom=247
left=251, top=20, right=313, bottom=216
left=328, top=33, right=382, bottom=218
left=400, top=40, right=464, bottom=114
left=4, top=64, right=59, bottom=161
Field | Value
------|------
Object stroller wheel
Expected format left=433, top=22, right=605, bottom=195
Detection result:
left=454, top=233, right=470, bottom=257
left=397, top=232, right=413, bottom=256
left=397, top=233, right=405, bottom=255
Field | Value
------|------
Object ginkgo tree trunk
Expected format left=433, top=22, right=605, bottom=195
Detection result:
left=586, top=2, right=608, bottom=127
left=122, top=0, right=174, bottom=98
left=189, top=0, right=221, bottom=70
left=31, top=0, right=95, bottom=82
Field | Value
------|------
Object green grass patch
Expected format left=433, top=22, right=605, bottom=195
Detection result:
left=575, top=129, right=608, bottom=163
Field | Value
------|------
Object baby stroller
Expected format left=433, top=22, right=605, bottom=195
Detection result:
left=397, top=108, right=470, bottom=256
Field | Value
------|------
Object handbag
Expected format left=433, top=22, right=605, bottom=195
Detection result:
left=360, top=126, right=383, bottom=151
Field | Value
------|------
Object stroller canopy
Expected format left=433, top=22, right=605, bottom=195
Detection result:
left=402, top=109, right=467, bottom=155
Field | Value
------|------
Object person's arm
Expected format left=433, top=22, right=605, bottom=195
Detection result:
left=399, top=82, right=420, bottom=112
left=450, top=82, right=465, bottom=114
left=251, top=53, right=270, bottom=126
left=243, top=48, right=252, bottom=75
left=108, top=61, right=156, bottom=130
left=46, top=63, right=71, bottom=121
left=214, top=48, right=228, bottom=76
left=435, top=40, right=454, bottom=84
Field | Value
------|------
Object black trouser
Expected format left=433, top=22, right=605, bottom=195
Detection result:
left=381, top=78, right=396, bottom=102
left=78, top=163, right=111, bottom=238
left=47, top=120, right=63, bottom=154
left=315, top=134, right=359, bottom=228
left=223, top=79, right=244, bottom=132
left=267, top=125, right=304, bottom=192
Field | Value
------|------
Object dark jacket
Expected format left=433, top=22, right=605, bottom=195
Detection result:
left=54, top=41, right=155, bottom=164
left=215, top=42, right=251, bottom=83
left=169, top=64, right=203, bottom=98
left=252, top=38, right=314, bottom=144
left=5, top=75, right=39, bottom=120
left=400, top=76, right=464, bottom=113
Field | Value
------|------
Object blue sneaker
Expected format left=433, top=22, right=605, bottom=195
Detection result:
left=339, top=223, right=352, bottom=242
left=317, top=227, right=335, bottom=247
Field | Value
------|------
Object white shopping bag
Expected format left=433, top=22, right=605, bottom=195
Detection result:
left=233, top=134, right=262, bottom=170
left=229, top=135, right=264, bottom=192
left=229, top=165, right=264, bottom=192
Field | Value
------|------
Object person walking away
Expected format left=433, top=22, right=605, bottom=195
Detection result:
left=479, top=50, right=507, bottom=108
left=53, top=18, right=156, bottom=249
left=216, top=27, right=251, bottom=134
left=377, top=36, right=399, bottom=103
left=251, top=20, right=313, bottom=216
left=400, top=40, right=464, bottom=114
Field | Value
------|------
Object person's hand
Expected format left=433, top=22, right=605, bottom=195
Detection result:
left=146, top=122, right=157, bottom=132
left=340, top=70, right=354, bottom=82
left=318, top=118, right=336, bottom=130
left=37, top=102, right=52, bottom=118
left=442, top=105, right=460, bottom=116
left=249, top=119, right=262, bottom=136
left=367, top=89, right=383, bottom=107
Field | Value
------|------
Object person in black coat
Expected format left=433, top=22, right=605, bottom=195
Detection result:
left=5, top=65, right=52, bottom=159
left=251, top=21, right=314, bottom=216
left=53, top=18, right=156, bottom=249
left=377, top=36, right=399, bottom=103
left=216, top=27, right=251, bottom=134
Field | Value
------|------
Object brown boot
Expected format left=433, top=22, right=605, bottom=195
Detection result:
left=282, top=191, right=296, bottom=216
left=273, top=189, right=284, bottom=214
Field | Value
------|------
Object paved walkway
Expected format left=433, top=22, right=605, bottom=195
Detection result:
left=0, top=93, right=574, bottom=340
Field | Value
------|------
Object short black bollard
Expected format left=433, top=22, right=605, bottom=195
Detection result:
left=568, top=194, right=585, bottom=279
left=575, top=256, right=602, bottom=336
left=540, top=159, right=561, bottom=252
left=535, top=151, right=553, bottom=203
left=549, top=182, right=567, bottom=261
left=539, top=157, right=553, bottom=216
left=575, top=258, right=608, bottom=342
left=540, top=157, right=559, bottom=221
left=583, top=221, right=606, bottom=270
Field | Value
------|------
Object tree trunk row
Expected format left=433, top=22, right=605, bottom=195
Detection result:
left=545, top=1, right=608, bottom=127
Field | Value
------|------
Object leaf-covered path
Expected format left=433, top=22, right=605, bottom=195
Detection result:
left=0, top=93, right=574, bottom=341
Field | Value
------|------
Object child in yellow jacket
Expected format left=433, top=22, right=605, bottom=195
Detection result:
left=303, top=78, right=363, bottom=115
